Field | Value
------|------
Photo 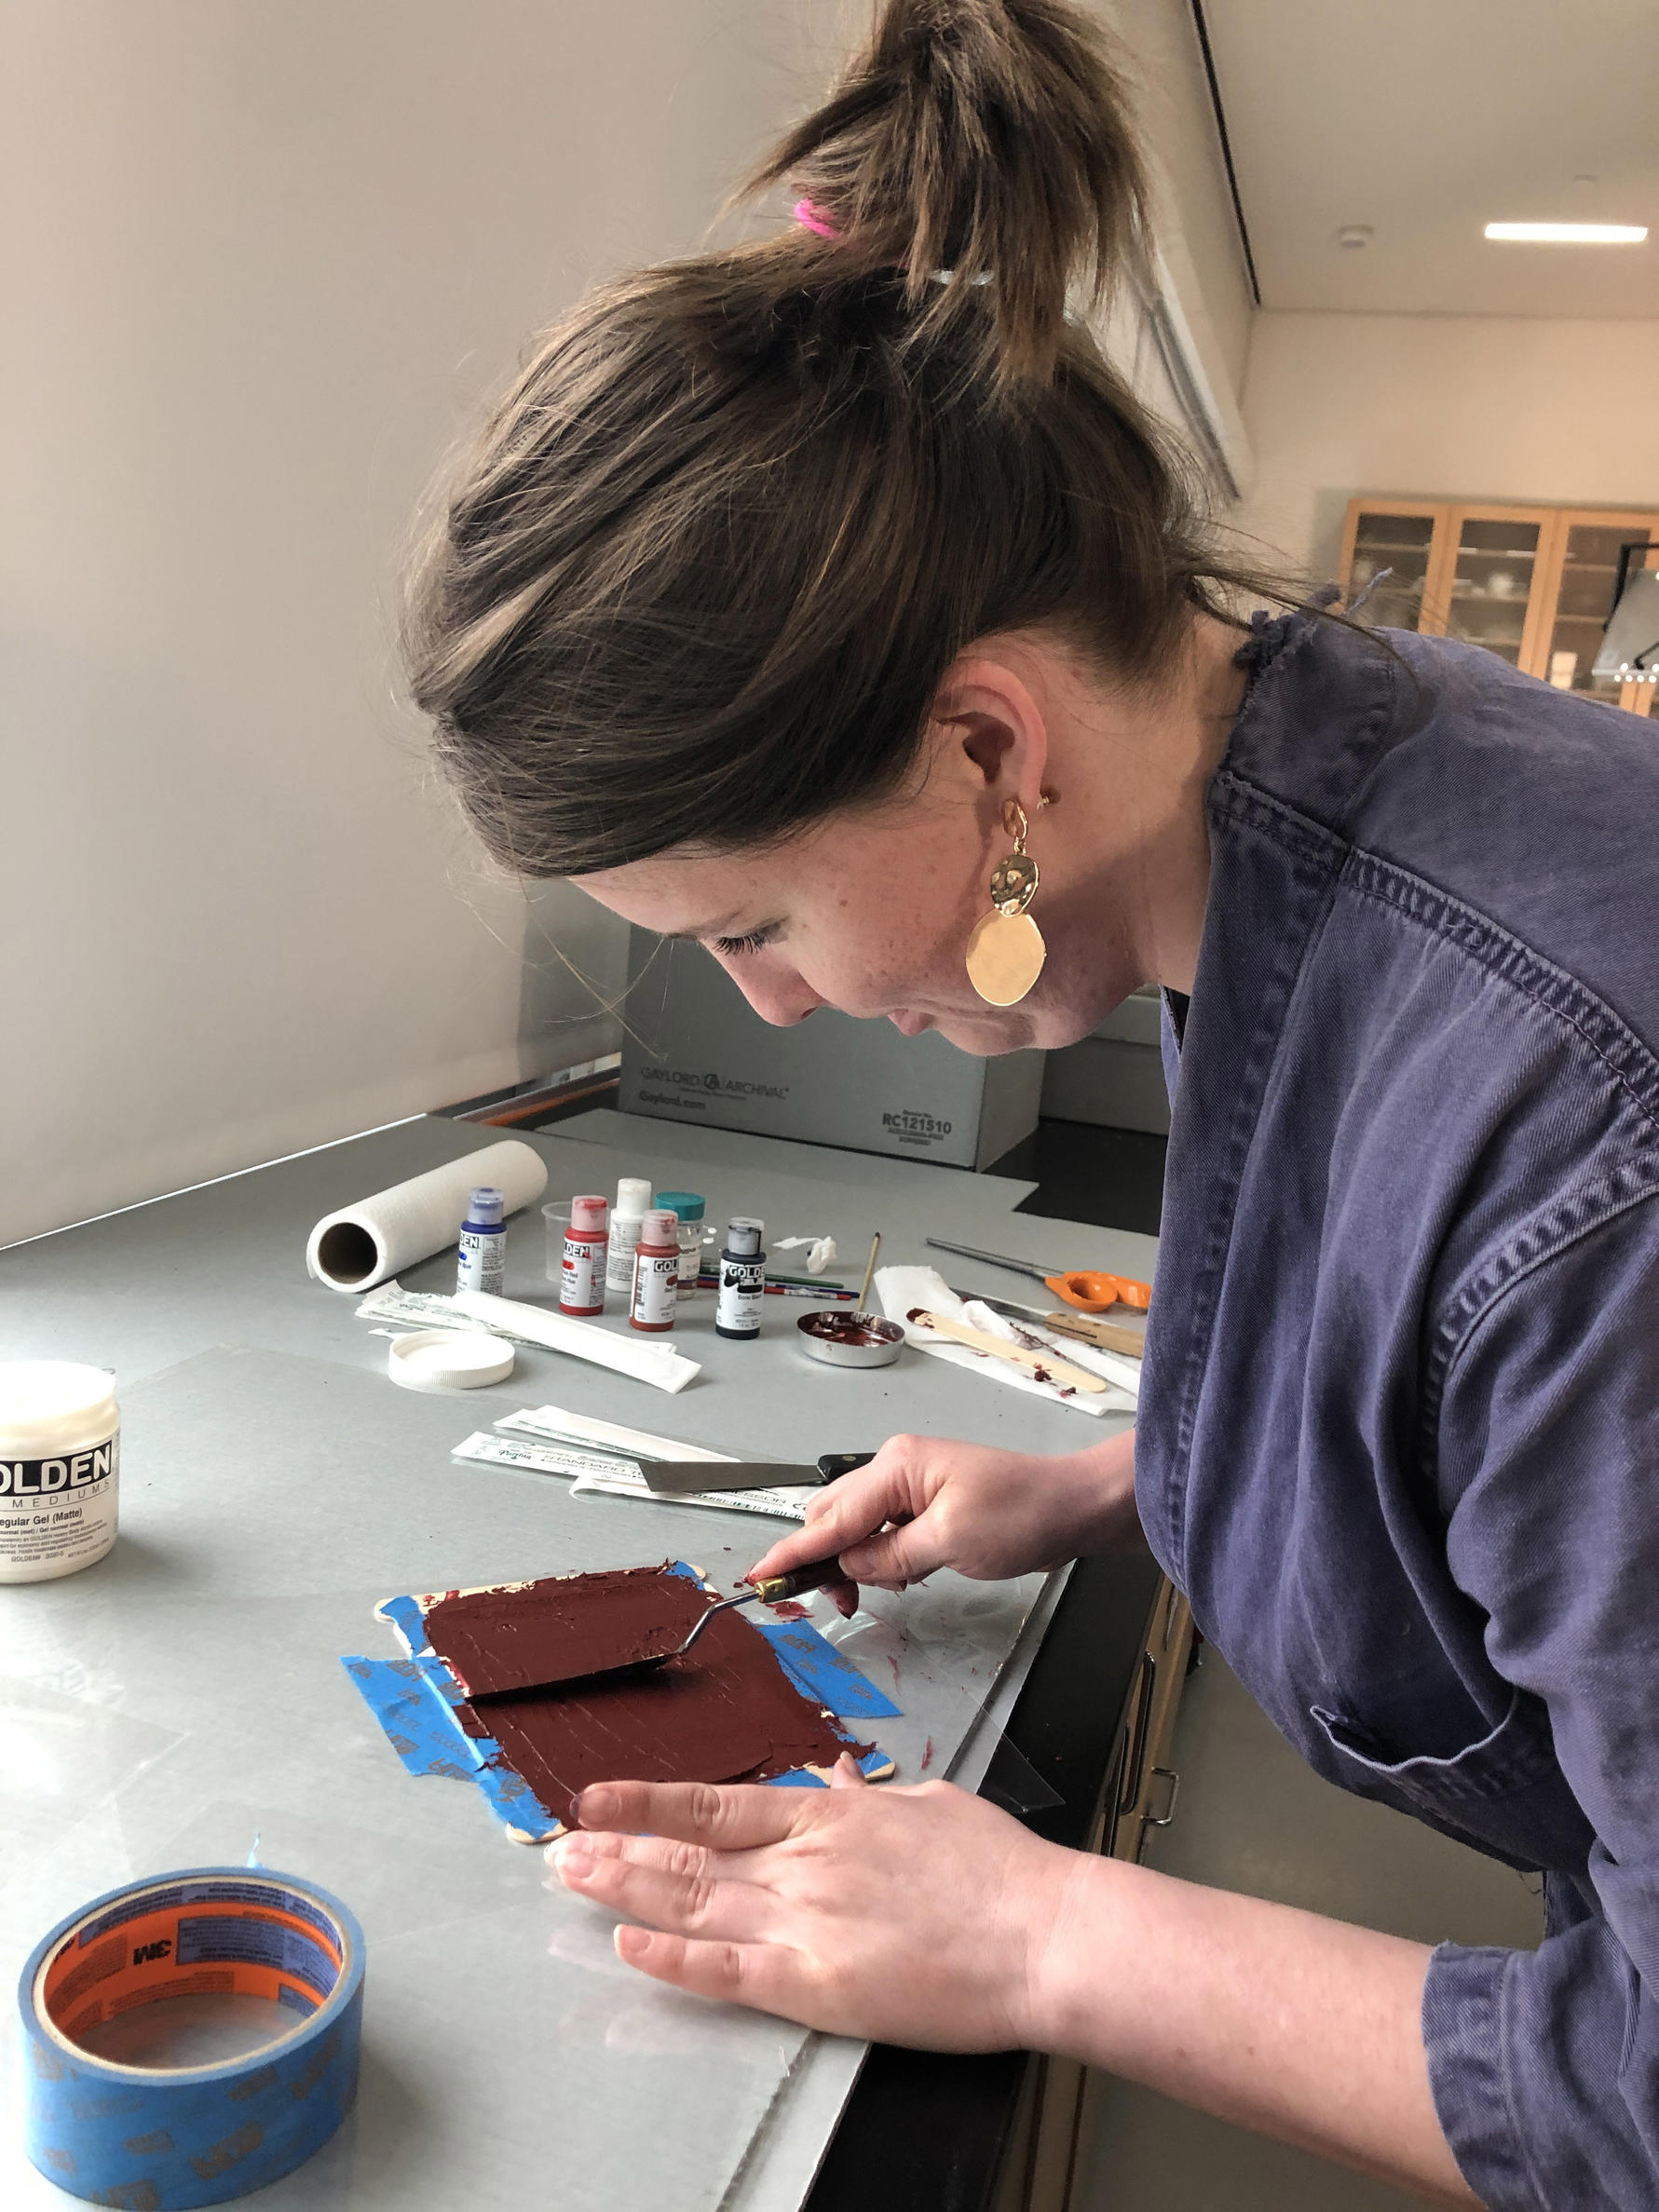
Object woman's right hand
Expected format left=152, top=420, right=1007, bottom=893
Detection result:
left=749, top=1428, right=1141, bottom=1595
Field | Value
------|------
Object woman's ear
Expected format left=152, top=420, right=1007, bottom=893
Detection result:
left=929, top=651, right=1051, bottom=821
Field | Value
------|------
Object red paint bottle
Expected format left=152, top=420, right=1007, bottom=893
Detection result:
left=559, top=1195, right=609, bottom=1316
left=630, top=1209, right=680, bottom=1332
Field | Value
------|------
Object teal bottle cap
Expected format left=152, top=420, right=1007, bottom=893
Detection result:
left=656, top=1191, right=706, bottom=1222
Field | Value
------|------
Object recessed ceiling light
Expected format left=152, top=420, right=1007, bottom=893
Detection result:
left=1484, top=222, right=1648, bottom=244
left=1336, top=224, right=1374, bottom=251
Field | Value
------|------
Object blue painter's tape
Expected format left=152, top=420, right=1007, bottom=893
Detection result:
left=340, top=1657, right=483, bottom=1783
left=374, top=1592, right=432, bottom=1658
left=766, top=1747, right=892, bottom=1790
left=340, top=1655, right=558, bottom=1831
left=20, top=1867, right=363, bottom=2210
left=754, top=1621, right=903, bottom=1717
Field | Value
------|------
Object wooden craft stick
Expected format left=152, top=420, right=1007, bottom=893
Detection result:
left=1040, top=1311, right=1145, bottom=1358
left=904, top=1310, right=1108, bottom=1393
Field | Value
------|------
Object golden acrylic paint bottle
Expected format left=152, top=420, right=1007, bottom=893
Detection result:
left=630, top=1210, right=680, bottom=1332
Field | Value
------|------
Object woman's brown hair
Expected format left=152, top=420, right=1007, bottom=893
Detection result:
left=405, top=0, right=1282, bottom=878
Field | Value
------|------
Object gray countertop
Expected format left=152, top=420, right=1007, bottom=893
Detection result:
left=0, top=1111, right=1150, bottom=2211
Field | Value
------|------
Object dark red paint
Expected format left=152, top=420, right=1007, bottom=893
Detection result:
left=426, top=1563, right=866, bottom=1829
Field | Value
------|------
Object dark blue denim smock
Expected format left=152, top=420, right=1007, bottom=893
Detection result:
left=1136, top=611, right=1659, bottom=2208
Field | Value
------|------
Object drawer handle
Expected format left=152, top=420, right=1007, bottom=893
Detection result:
left=1144, top=1765, right=1181, bottom=1828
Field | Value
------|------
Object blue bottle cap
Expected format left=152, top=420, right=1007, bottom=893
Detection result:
left=466, top=1187, right=506, bottom=1228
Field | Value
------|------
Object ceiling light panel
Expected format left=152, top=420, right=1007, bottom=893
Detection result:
left=1193, top=0, right=1659, bottom=315
left=1484, top=222, right=1649, bottom=243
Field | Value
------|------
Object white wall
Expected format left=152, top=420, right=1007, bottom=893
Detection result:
left=1, top=0, right=1252, bottom=1250
left=1102, top=0, right=1254, bottom=412
left=1234, top=311, right=1659, bottom=581
left=1, top=0, right=807, bottom=1247
left=1081, top=0, right=1257, bottom=503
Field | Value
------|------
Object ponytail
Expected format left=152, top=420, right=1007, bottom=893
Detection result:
left=741, top=0, right=1150, bottom=387
left=406, top=0, right=1285, bottom=879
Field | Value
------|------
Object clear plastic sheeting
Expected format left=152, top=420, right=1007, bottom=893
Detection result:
left=811, top=1574, right=1059, bottom=1801
left=0, top=1106, right=1152, bottom=2209
left=0, top=1348, right=1061, bottom=2212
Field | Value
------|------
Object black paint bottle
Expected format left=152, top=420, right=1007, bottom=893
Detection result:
left=714, top=1218, right=766, bottom=1339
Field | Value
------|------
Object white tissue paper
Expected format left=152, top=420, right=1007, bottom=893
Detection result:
left=774, top=1235, right=838, bottom=1273
left=306, top=1140, right=547, bottom=1293
left=874, top=1266, right=1137, bottom=1418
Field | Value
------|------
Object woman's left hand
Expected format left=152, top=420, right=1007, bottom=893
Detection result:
left=548, top=1766, right=1476, bottom=2207
left=546, top=1761, right=1079, bottom=2051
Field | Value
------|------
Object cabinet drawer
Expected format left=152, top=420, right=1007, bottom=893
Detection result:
left=1103, top=1578, right=1193, bottom=1864
left=991, top=1575, right=1195, bottom=2212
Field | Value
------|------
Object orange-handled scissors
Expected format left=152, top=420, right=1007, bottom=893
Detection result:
left=924, top=1238, right=1151, bottom=1314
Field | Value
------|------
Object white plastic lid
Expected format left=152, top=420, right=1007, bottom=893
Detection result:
left=614, top=1176, right=653, bottom=1218
left=0, top=1361, right=118, bottom=1454
left=387, top=1330, right=515, bottom=1393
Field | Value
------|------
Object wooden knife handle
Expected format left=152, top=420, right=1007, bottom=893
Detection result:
left=751, top=1557, right=846, bottom=1604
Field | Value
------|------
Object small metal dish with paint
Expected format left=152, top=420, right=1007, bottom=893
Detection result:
left=796, top=1310, right=904, bottom=1370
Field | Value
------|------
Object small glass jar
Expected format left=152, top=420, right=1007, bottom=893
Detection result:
left=655, top=1192, right=707, bottom=1291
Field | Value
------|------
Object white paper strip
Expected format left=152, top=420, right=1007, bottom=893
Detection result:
left=453, top=1432, right=633, bottom=1479
left=354, top=1283, right=700, bottom=1393
left=358, top=1283, right=506, bottom=1330
left=452, top=1430, right=810, bottom=1521
left=496, top=1405, right=735, bottom=1463
left=566, top=1467, right=812, bottom=1520
left=874, top=1266, right=1135, bottom=1418
left=450, top=1289, right=700, bottom=1392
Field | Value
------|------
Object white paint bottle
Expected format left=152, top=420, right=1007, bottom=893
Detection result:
left=605, top=1176, right=653, bottom=1298
left=0, top=1362, right=120, bottom=1583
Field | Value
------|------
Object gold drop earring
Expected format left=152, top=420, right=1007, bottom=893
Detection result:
left=965, top=796, right=1050, bottom=1007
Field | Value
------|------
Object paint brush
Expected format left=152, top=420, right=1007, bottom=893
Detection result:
left=469, top=1559, right=848, bottom=1697
left=697, top=1270, right=850, bottom=1288
left=855, top=1231, right=881, bottom=1319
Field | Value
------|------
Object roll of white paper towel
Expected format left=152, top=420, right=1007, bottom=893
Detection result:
left=306, top=1140, right=548, bottom=1293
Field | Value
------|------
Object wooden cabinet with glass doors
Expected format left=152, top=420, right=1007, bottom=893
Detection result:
left=1339, top=499, right=1658, bottom=717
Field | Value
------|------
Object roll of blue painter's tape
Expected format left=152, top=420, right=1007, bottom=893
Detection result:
left=20, top=1867, right=364, bottom=2210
